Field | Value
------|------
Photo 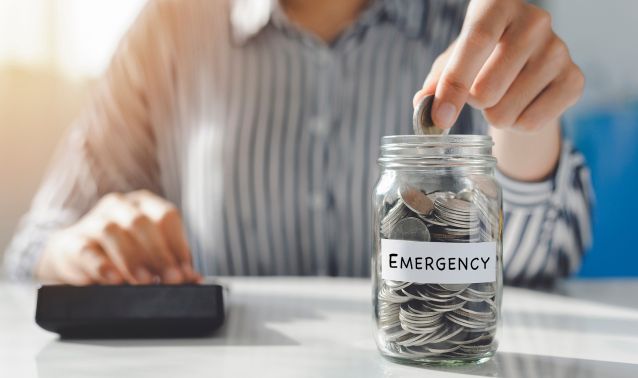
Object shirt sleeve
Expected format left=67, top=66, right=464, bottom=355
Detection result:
left=3, top=1, right=175, bottom=280
left=463, top=108, right=593, bottom=286
left=498, top=141, right=594, bottom=287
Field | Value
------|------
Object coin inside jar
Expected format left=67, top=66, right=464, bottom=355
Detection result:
left=399, top=186, right=434, bottom=216
left=389, top=217, right=431, bottom=242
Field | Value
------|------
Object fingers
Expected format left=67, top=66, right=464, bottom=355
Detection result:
left=76, top=243, right=124, bottom=285
left=161, top=213, right=199, bottom=280
left=39, top=191, right=197, bottom=286
left=514, top=65, right=584, bottom=131
left=83, top=193, right=148, bottom=283
left=37, top=229, right=113, bottom=285
left=81, top=191, right=196, bottom=285
left=432, top=0, right=517, bottom=128
left=55, top=264, right=93, bottom=286
left=467, top=6, right=549, bottom=109
left=106, top=195, right=183, bottom=284
left=128, top=190, right=199, bottom=282
left=483, top=37, right=573, bottom=129
left=51, top=248, right=95, bottom=286
left=418, top=1, right=582, bottom=132
left=131, top=215, right=184, bottom=283
left=95, top=218, right=151, bottom=284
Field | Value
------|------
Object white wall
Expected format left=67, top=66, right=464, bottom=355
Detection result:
left=0, top=70, right=90, bottom=255
left=543, top=0, right=638, bottom=109
left=0, top=0, right=144, bottom=257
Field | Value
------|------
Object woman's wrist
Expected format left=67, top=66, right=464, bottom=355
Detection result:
left=489, top=120, right=562, bottom=182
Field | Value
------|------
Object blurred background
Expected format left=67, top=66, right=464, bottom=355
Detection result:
left=1, top=0, right=637, bottom=278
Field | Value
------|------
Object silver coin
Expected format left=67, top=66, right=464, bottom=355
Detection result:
left=428, top=191, right=455, bottom=202
left=401, top=321, right=445, bottom=335
left=448, top=331, right=494, bottom=346
left=453, top=307, right=496, bottom=322
left=412, top=94, right=447, bottom=135
left=436, top=197, right=472, bottom=212
left=439, top=283, right=470, bottom=292
left=426, top=343, right=462, bottom=354
left=385, top=280, right=412, bottom=290
left=445, top=312, right=493, bottom=329
left=456, top=189, right=474, bottom=202
left=381, top=200, right=410, bottom=237
left=470, top=175, right=499, bottom=199
left=403, top=287, right=457, bottom=303
left=399, top=185, right=434, bottom=215
left=428, top=325, right=466, bottom=344
left=420, top=216, right=448, bottom=227
left=378, top=287, right=410, bottom=304
left=424, top=284, right=467, bottom=298
left=389, top=217, right=431, bottom=242
left=456, top=292, right=491, bottom=303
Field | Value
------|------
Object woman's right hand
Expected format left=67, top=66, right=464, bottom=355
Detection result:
left=36, top=190, right=201, bottom=285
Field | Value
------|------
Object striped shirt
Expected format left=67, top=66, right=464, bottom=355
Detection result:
left=4, top=0, right=593, bottom=286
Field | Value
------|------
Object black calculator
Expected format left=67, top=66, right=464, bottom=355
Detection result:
left=35, top=284, right=225, bottom=339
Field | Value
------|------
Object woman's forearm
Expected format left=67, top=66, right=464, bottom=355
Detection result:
left=489, top=120, right=562, bottom=182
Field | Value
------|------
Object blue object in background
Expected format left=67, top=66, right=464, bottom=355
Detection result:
left=564, top=101, right=638, bottom=277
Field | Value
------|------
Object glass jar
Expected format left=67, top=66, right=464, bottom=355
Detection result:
left=372, top=135, right=503, bottom=365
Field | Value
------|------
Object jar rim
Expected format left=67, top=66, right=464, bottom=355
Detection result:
left=381, top=135, right=493, bottom=147
left=379, top=134, right=496, bottom=169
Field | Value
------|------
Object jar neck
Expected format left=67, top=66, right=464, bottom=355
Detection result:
left=378, top=135, right=496, bottom=171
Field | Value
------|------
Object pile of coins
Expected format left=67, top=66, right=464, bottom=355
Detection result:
left=377, top=280, right=497, bottom=359
left=381, top=184, right=498, bottom=243
left=375, top=94, right=501, bottom=361
left=378, top=183, right=499, bottom=359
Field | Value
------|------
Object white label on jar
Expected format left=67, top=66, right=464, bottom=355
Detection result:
left=381, top=239, right=496, bottom=284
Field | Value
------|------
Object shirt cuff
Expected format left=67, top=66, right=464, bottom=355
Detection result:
left=496, top=141, right=574, bottom=207
left=3, top=210, right=77, bottom=281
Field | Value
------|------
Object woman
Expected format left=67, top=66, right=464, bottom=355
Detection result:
left=4, top=0, right=591, bottom=287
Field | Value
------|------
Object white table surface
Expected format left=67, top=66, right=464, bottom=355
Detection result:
left=1, top=277, right=638, bottom=378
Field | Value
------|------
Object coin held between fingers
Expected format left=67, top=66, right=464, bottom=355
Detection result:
left=413, top=94, right=448, bottom=135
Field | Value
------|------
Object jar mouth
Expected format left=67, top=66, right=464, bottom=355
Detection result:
left=379, top=135, right=496, bottom=169
left=381, top=134, right=493, bottom=147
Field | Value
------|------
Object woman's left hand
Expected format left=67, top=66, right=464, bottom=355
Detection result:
left=414, top=0, right=584, bottom=131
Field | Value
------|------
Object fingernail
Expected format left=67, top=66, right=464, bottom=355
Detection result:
left=135, top=268, right=152, bottom=284
left=435, top=101, right=457, bottom=128
left=105, top=270, right=121, bottom=284
left=163, top=266, right=183, bottom=284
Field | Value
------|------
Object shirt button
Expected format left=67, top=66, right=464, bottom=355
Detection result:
left=309, top=192, right=327, bottom=211
left=308, top=116, right=330, bottom=137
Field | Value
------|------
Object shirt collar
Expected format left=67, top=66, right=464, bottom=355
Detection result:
left=229, top=0, right=428, bottom=45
